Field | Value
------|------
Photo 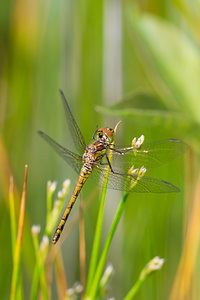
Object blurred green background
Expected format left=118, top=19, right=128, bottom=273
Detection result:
left=1, top=0, right=200, bottom=299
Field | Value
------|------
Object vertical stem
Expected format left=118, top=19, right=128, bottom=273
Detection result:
left=9, top=176, right=16, bottom=257
left=85, top=167, right=110, bottom=294
left=169, top=172, right=200, bottom=300
left=124, top=278, right=144, bottom=300
left=10, top=165, right=28, bottom=300
left=88, top=193, right=128, bottom=299
left=79, top=195, right=86, bottom=295
left=54, top=248, right=68, bottom=300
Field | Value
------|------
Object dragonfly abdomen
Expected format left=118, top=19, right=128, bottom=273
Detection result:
left=52, top=164, right=92, bottom=244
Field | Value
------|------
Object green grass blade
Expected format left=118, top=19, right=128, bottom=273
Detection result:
left=31, top=229, right=49, bottom=300
left=87, top=192, right=128, bottom=299
left=124, top=277, right=144, bottom=300
left=85, top=160, right=110, bottom=295
left=10, top=165, right=28, bottom=300
left=9, top=176, right=16, bottom=259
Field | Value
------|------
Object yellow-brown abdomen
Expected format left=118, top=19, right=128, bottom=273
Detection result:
left=52, top=165, right=91, bottom=244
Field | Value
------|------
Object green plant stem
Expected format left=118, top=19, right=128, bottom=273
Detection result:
left=124, top=277, right=145, bottom=300
left=85, top=168, right=110, bottom=295
left=47, top=185, right=52, bottom=216
left=87, top=192, right=128, bottom=299
left=10, top=165, right=28, bottom=300
left=31, top=235, right=49, bottom=300
left=9, top=176, right=16, bottom=258
left=31, top=230, right=41, bottom=300
left=31, top=264, right=48, bottom=300
left=9, top=176, right=24, bottom=299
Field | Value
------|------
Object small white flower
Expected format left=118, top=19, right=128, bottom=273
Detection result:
left=47, top=181, right=57, bottom=193
left=148, top=256, right=165, bottom=271
left=138, top=166, right=146, bottom=177
left=104, top=264, right=114, bottom=277
left=139, top=256, right=165, bottom=280
left=54, top=200, right=60, bottom=208
left=31, top=225, right=41, bottom=235
left=66, top=282, right=83, bottom=296
left=137, top=135, right=145, bottom=147
left=100, top=264, right=114, bottom=289
left=40, top=235, right=49, bottom=251
left=57, top=189, right=64, bottom=199
left=63, top=179, right=71, bottom=189
left=66, top=288, right=74, bottom=296
left=132, top=135, right=145, bottom=149
left=131, top=137, right=136, bottom=146
left=128, top=166, right=139, bottom=176
left=74, top=283, right=84, bottom=293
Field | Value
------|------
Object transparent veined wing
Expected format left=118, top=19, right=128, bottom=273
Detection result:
left=108, top=139, right=187, bottom=172
left=38, top=131, right=83, bottom=174
left=92, top=163, right=180, bottom=193
left=59, top=90, right=86, bottom=154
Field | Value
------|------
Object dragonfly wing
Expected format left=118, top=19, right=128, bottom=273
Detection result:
left=92, top=164, right=180, bottom=193
left=38, top=131, right=83, bottom=174
left=110, top=139, right=187, bottom=171
left=107, top=172, right=180, bottom=193
left=59, top=90, right=86, bottom=154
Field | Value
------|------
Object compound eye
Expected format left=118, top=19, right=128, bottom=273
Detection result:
left=107, top=127, right=113, bottom=132
left=98, top=132, right=103, bottom=138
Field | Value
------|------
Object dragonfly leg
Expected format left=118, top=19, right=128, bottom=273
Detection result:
left=106, top=154, right=115, bottom=173
left=106, top=153, right=130, bottom=176
left=110, top=147, right=126, bottom=155
left=92, top=127, right=98, bottom=140
left=105, top=152, right=128, bottom=175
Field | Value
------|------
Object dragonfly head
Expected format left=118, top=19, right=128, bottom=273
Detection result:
left=96, top=127, right=114, bottom=145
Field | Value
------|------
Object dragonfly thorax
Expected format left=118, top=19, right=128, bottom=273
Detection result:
left=82, top=139, right=108, bottom=167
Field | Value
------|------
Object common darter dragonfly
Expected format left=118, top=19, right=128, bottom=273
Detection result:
left=39, top=90, right=186, bottom=244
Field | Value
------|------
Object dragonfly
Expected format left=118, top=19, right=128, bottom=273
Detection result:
left=39, top=90, right=186, bottom=244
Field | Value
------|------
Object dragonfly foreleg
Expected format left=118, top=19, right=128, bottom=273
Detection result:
left=92, top=126, right=98, bottom=140
left=110, top=147, right=126, bottom=155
